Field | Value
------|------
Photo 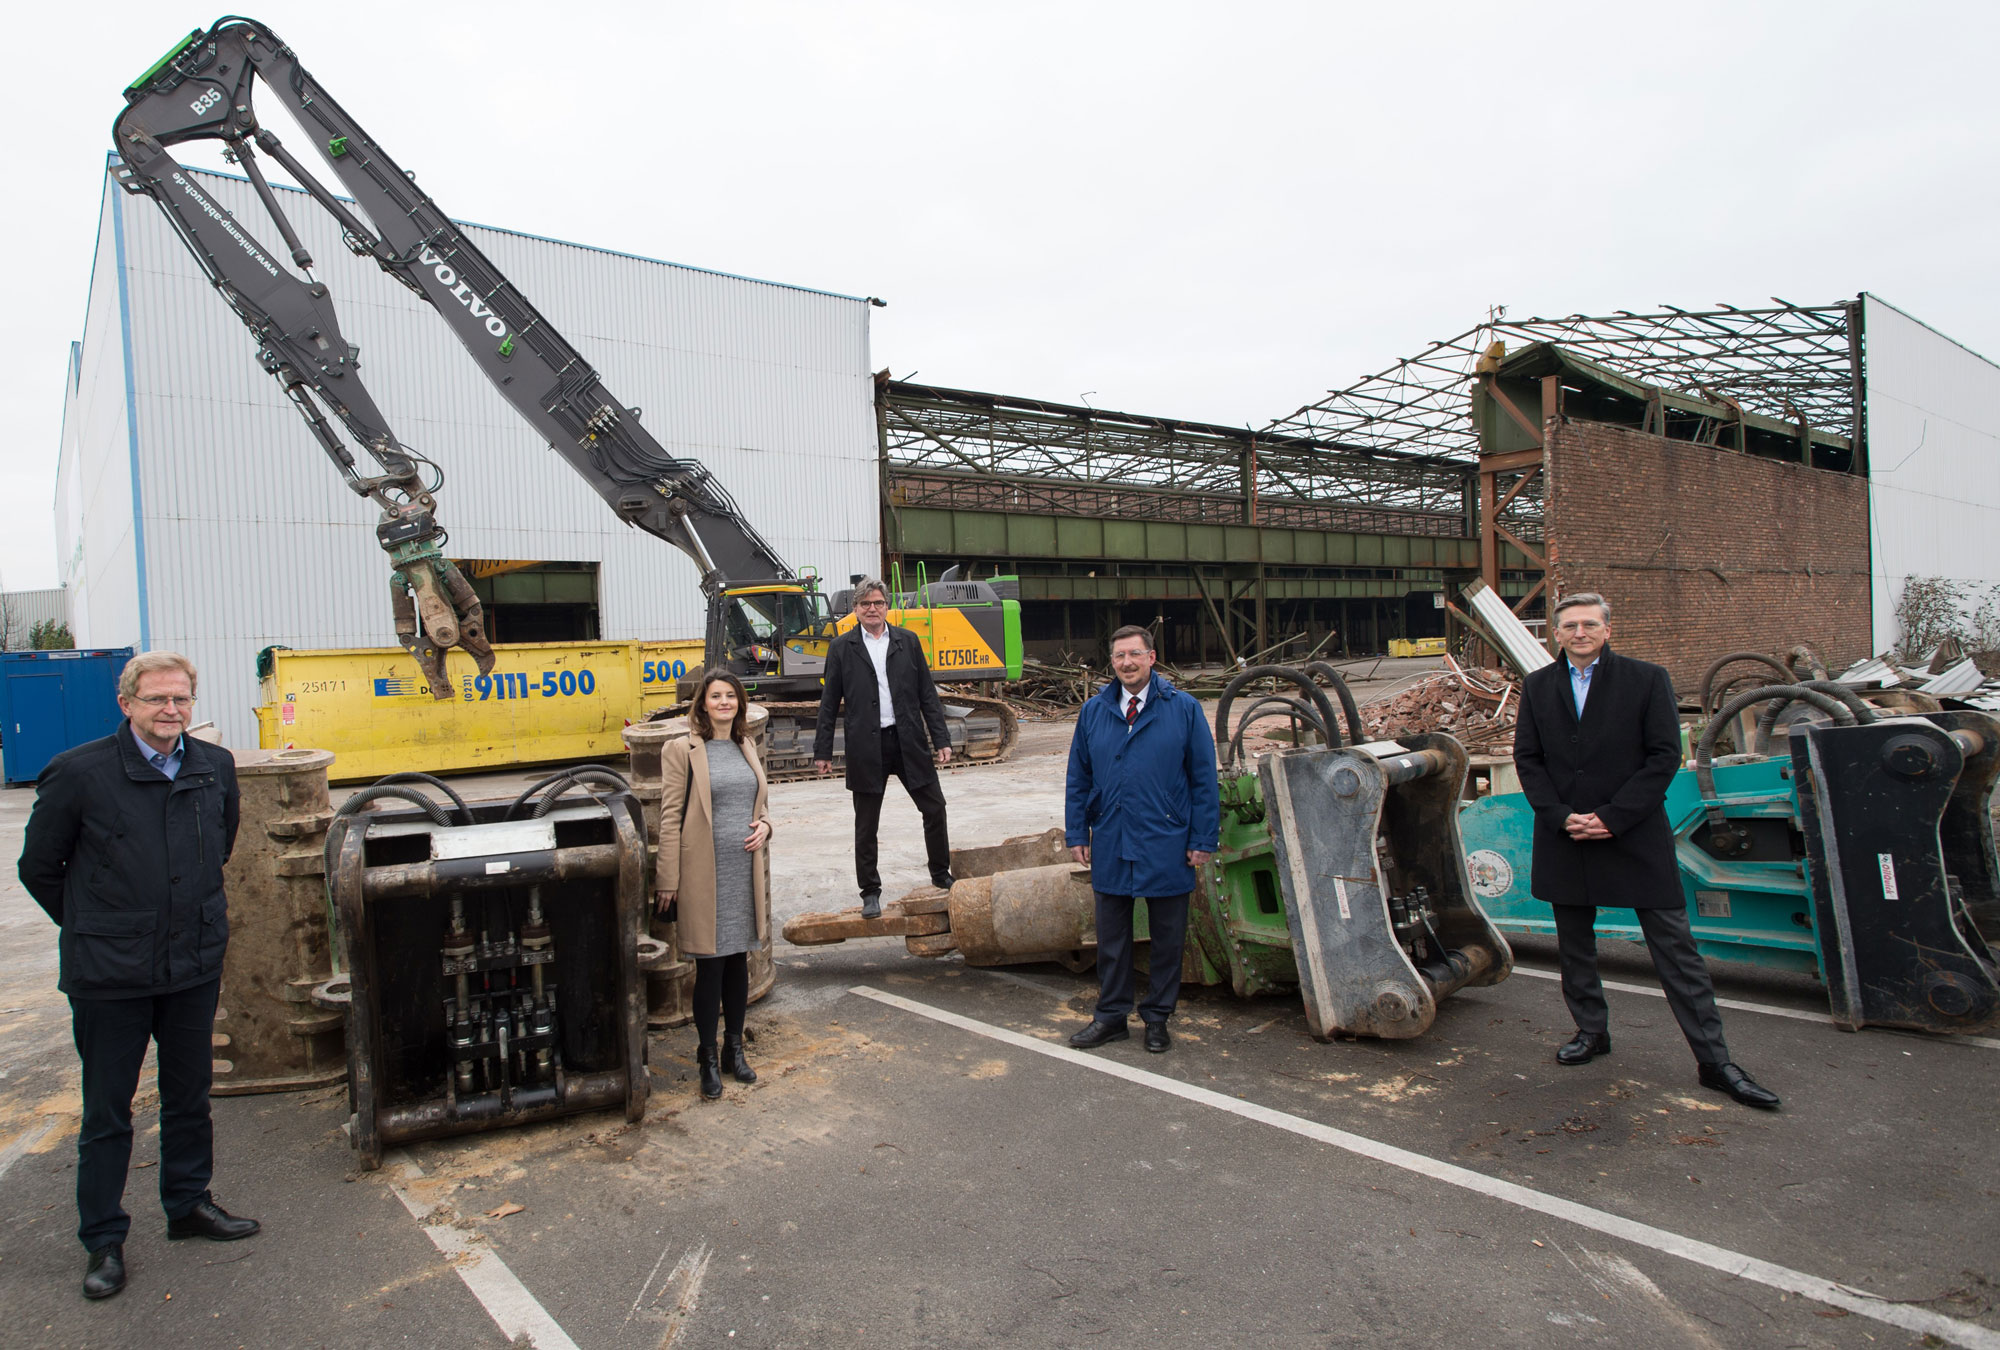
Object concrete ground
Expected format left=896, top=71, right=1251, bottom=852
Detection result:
left=2, top=660, right=1996, bottom=1349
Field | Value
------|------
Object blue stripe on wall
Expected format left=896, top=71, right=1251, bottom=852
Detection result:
left=110, top=176, right=150, bottom=650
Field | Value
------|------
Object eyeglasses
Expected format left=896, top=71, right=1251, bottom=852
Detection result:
left=1556, top=621, right=1605, bottom=633
left=133, top=694, right=196, bottom=708
left=854, top=599, right=889, bottom=608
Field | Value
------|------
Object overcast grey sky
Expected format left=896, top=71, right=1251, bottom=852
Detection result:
left=6, top=0, right=1996, bottom=591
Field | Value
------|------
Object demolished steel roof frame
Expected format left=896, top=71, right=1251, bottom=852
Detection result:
left=881, top=378, right=1477, bottom=532
left=1262, top=298, right=1863, bottom=462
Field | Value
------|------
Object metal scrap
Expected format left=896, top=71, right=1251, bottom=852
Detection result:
left=1352, top=662, right=1521, bottom=750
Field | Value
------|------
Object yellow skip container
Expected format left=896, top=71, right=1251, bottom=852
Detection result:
left=256, top=639, right=705, bottom=781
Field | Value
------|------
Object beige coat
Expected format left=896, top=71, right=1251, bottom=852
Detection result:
left=658, top=732, right=773, bottom=957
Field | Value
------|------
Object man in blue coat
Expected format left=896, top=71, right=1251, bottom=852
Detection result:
left=18, top=652, right=261, bottom=1301
left=1064, top=626, right=1220, bottom=1053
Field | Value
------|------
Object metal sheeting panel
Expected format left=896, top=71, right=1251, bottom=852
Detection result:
left=91, top=165, right=876, bottom=745
left=1863, top=294, right=2000, bottom=652
left=1, top=589, right=71, bottom=650
left=56, top=178, right=145, bottom=661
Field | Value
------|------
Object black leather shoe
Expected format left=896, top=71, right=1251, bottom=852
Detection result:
left=1556, top=1031, right=1612, bottom=1066
left=930, top=871, right=955, bottom=891
left=723, top=1035, right=757, bottom=1084
left=1068, top=1020, right=1130, bottom=1049
left=1143, top=1023, right=1171, bottom=1053
left=697, top=1047, right=724, bottom=1099
left=167, top=1197, right=260, bottom=1242
left=83, top=1244, right=125, bottom=1300
left=860, top=892, right=882, bottom=920
left=1699, top=1061, right=1781, bottom=1109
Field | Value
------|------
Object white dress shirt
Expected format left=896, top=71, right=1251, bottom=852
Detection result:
left=1121, top=682, right=1149, bottom=730
left=862, top=626, right=896, bottom=728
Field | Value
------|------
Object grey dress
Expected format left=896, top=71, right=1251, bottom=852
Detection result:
left=703, top=737, right=759, bottom=957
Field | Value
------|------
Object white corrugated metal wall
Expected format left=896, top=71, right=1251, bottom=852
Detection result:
left=66, top=164, right=877, bottom=745
left=1862, top=293, right=2000, bottom=653
left=55, top=202, right=146, bottom=657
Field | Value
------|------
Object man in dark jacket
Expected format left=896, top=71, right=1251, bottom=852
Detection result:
left=18, top=652, right=260, bottom=1301
left=1064, top=626, right=1220, bottom=1054
left=813, top=578, right=954, bottom=917
left=1514, top=594, right=1778, bottom=1108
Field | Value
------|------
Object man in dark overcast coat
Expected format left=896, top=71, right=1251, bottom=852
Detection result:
left=1513, top=592, right=1779, bottom=1109
left=18, top=651, right=261, bottom=1302
left=814, top=577, right=954, bottom=917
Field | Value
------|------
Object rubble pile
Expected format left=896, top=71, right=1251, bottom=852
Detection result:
left=972, top=657, right=1256, bottom=719
left=1355, top=663, right=1522, bottom=750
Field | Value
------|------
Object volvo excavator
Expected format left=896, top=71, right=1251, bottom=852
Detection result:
left=112, top=17, right=1020, bottom=776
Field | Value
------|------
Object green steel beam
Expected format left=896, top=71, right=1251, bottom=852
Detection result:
left=889, top=505, right=1533, bottom=572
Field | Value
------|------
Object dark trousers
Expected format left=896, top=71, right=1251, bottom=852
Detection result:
left=1092, top=891, right=1190, bottom=1025
left=1553, top=904, right=1730, bottom=1066
left=692, top=952, right=748, bottom=1053
left=69, top=978, right=220, bottom=1250
left=853, top=724, right=951, bottom=896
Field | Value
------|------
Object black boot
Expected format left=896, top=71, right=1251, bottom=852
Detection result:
left=697, top=1046, right=723, bottom=1099
left=724, top=1034, right=757, bottom=1084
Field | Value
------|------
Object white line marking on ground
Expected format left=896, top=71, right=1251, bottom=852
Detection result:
left=0, top=1118, right=57, bottom=1185
left=625, top=1237, right=680, bottom=1327
left=383, top=1150, right=581, bottom=1350
left=656, top=1241, right=713, bottom=1347
left=851, top=984, right=2000, bottom=1350
left=1510, top=965, right=2000, bottom=1050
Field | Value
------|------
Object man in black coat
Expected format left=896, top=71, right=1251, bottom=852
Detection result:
left=18, top=652, right=261, bottom=1301
left=1514, top=594, right=1779, bottom=1109
left=813, top=578, right=954, bottom=917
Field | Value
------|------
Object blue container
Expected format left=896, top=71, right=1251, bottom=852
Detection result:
left=1, top=648, right=134, bottom=786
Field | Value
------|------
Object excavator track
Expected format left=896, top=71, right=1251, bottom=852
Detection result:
left=756, top=692, right=1021, bottom=783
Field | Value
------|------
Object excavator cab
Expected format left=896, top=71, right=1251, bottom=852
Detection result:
left=714, top=584, right=836, bottom=684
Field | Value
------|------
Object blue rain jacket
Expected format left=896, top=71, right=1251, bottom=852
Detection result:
left=1065, top=672, right=1220, bottom=898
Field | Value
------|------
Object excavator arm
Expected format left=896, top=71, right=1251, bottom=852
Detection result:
left=113, top=18, right=795, bottom=693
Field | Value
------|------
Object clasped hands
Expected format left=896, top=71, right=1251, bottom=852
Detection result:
left=1564, top=812, right=1612, bottom=841
left=655, top=819, right=771, bottom=913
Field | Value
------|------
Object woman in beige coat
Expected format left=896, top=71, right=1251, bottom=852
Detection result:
left=657, top=669, right=773, bottom=1099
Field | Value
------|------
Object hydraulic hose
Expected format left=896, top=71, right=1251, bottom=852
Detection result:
left=1227, top=695, right=1332, bottom=763
left=1303, top=661, right=1365, bottom=749
left=505, top=764, right=631, bottom=820
left=369, top=771, right=472, bottom=824
left=332, top=783, right=455, bottom=827
left=511, top=765, right=633, bottom=820
left=1698, top=652, right=1792, bottom=717
left=1214, top=666, right=1341, bottom=770
left=1695, top=684, right=1854, bottom=851
left=1751, top=679, right=1877, bottom=754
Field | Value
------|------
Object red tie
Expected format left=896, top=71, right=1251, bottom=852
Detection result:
left=1126, top=695, right=1140, bottom=726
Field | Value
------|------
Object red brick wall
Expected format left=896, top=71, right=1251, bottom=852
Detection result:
left=1544, top=421, right=1872, bottom=694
